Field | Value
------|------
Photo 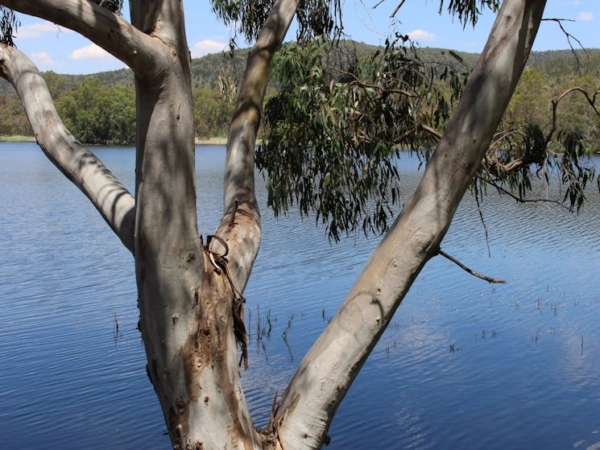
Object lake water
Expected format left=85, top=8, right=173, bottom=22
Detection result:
left=0, top=142, right=599, bottom=449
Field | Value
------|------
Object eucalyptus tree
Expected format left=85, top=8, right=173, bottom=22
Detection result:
left=1, top=0, right=590, bottom=449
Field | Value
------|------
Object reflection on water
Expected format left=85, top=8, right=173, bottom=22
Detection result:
left=0, top=143, right=598, bottom=449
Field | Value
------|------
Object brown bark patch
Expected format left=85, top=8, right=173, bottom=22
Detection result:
left=169, top=397, right=190, bottom=450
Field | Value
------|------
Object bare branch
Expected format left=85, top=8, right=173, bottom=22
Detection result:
left=542, top=18, right=588, bottom=73
left=0, top=44, right=135, bottom=252
left=477, top=175, right=573, bottom=211
left=390, top=0, right=407, bottom=18
left=473, top=186, right=491, bottom=257
left=437, top=248, right=506, bottom=283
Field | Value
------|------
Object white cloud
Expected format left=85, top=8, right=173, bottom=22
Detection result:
left=15, top=21, right=70, bottom=39
left=70, top=44, right=115, bottom=61
left=407, top=29, right=436, bottom=43
left=577, top=12, right=594, bottom=21
left=31, top=52, right=59, bottom=68
left=191, top=39, right=229, bottom=58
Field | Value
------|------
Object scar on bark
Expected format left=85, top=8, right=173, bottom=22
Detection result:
left=204, top=234, right=249, bottom=369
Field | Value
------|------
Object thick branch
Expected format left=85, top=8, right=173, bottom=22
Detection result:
left=0, top=44, right=135, bottom=252
left=215, top=0, right=299, bottom=293
left=276, top=1, right=547, bottom=448
left=0, top=0, right=163, bottom=77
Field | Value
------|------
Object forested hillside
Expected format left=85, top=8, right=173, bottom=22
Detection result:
left=1, top=42, right=599, bottom=148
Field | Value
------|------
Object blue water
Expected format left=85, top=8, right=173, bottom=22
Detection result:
left=0, top=142, right=598, bottom=449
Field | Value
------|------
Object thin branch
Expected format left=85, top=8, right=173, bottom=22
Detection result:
left=473, top=184, right=491, bottom=257
left=437, top=249, right=506, bottom=284
left=542, top=18, right=588, bottom=73
left=390, top=0, right=407, bottom=18
left=421, top=124, right=442, bottom=140
left=329, top=65, right=418, bottom=98
left=477, top=175, right=573, bottom=211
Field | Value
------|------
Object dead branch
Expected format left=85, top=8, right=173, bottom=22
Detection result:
left=437, top=248, right=506, bottom=284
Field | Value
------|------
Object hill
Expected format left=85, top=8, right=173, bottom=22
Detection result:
left=1, top=43, right=599, bottom=98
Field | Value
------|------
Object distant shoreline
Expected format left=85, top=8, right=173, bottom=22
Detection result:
left=0, top=135, right=228, bottom=146
left=195, top=137, right=227, bottom=146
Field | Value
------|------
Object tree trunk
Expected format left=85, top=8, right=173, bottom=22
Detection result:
left=128, top=1, right=265, bottom=447
left=274, top=1, right=547, bottom=448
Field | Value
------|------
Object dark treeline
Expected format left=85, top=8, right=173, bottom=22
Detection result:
left=1, top=43, right=599, bottom=147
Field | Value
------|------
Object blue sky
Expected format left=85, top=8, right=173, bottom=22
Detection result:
left=10, top=0, right=600, bottom=75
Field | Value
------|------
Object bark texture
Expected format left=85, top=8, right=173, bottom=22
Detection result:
left=274, top=1, right=547, bottom=448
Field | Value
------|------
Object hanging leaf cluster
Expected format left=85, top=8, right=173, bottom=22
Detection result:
left=0, top=7, right=19, bottom=47
left=438, top=0, right=500, bottom=27
left=211, top=0, right=341, bottom=44
left=479, top=123, right=597, bottom=212
left=91, top=0, right=124, bottom=14
left=257, top=36, right=466, bottom=240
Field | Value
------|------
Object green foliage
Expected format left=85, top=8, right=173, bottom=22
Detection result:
left=488, top=63, right=600, bottom=212
left=57, top=78, right=135, bottom=145
left=259, top=38, right=598, bottom=240
left=258, top=36, right=466, bottom=240
left=193, top=87, right=235, bottom=138
left=0, top=94, right=31, bottom=136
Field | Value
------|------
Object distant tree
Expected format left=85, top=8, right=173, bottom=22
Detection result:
left=43, top=70, right=70, bottom=99
left=192, top=87, right=235, bottom=138
left=57, top=77, right=135, bottom=145
left=0, top=93, right=31, bottom=135
left=0, top=0, right=596, bottom=449
left=506, top=67, right=550, bottom=126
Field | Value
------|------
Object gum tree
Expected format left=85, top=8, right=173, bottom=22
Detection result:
left=0, top=0, right=577, bottom=448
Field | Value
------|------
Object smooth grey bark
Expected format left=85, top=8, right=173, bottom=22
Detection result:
left=274, top=1, right=548, bottom=448
left=0, top=44, right=135, bottom=252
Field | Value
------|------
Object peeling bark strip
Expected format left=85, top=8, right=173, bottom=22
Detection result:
left=275, top=1, right=547, bottom=448
left=205, top=235, right=249, bottom=369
